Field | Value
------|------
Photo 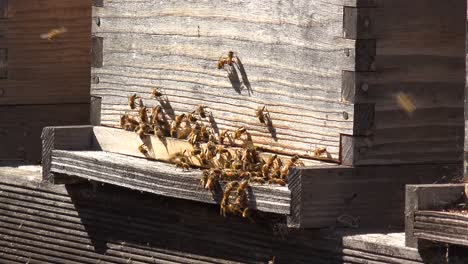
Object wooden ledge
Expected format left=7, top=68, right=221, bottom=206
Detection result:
left=50, top=150, right=290, bottom=214
left=42, top=126, right=462, bottom=228
left=405, top=184, right=468, bottom=248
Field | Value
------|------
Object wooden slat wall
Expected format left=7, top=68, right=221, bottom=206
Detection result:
left=348, top=0, right=465, bottom=165
left=91, top=0, right=357, bottom=161
left=0, top=167, right=457, bottom=264
left=0, top=0, right=91, bottom=163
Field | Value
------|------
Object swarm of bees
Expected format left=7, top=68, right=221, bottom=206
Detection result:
left=120, top=88, right=306, bottom=220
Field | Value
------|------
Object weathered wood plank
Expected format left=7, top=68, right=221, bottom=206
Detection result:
left=91, top=0, right=357, bottom=160
left=0, top=48, right=6, bottom=79
left=41, top=125, right=93, bottom=183
left=414, top=211, right=468, bottom=248
left=344, top=0, right=465, bottom=165
left=50, top=150, right=291, bottom=214
left=405, top=184, right=466, bottom=248
left=289, top=164, right=462, bottom=229
left=0, top=104, right=89, bottom=164
left=0, top=167, right=459, bottom=264
left=0, top=0, right=91, bottom=105
left=92, top=126, right=336, bottom=166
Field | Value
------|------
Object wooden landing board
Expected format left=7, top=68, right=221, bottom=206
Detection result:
left=405, top=184, right=467, bottom=248
left=50, top=150, right=291, bottom=215
left=92, top=126, right=337, bottom=166
left=0, top=166, right=460, bottom=264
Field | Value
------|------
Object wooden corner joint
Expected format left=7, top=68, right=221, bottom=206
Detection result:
left=41, top=126, right=94, bottom=184
left=343, top=6, right=376, bottom=40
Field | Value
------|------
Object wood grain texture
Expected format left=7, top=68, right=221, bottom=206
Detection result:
left=0, top=0, right=91, bottom=105
left=414, top=211, right=468, bottom=248
left=405, top=184, right=466, bottom=248
left=0, top=166, right=457, bottom=264
left=50, top=150, right=291, bottom=214
left=289, top=164, right=462, bottom=229
left=0, top=104, right=89, bottom=164
left=343, top=0, right=465, bottom=165
left=91, top=0, right=357, bottom=160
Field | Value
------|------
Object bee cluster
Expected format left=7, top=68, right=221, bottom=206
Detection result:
left=119, top=51, right=318, bottom=220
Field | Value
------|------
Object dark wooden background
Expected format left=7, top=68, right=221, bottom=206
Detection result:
left=0, top=0, right=91, bottom=163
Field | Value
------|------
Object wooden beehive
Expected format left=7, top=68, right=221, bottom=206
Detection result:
left=42, top=0, right=465, bottom=229
left=90, top=0, right=465, bottom=166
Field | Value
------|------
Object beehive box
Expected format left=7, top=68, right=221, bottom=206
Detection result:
left=42, top=0, right=465, bottom=229
left=90, top=0, right=465, bottom=166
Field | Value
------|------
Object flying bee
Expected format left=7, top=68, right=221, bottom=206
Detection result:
left=314, top=147, right=327, bottom=158
left=256, top=106, right=269, bottom=124
left=138, top=144, right=149, bottom=155
left=268, top=178, right=286, bottom=186
left=196, top=105, right=208, bottom=118
left=128, top=94, right=140, bottom=110
left=234, top=126, right=247, bottom=139
left=40, top=27, right=67, bottom=41
left=151, top=88, right=163, bottom=99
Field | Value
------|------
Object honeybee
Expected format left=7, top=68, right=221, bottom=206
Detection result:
left=239, top=171, right=251, bottom=179
left=205, top=169, right=221, bottom=190
left=314, top=147, right=327, bottom=158
left=234, top=127, right=247, bottom=139
left=176, top=161, right=190, bottom=171
left=191, top=144, right=202, bottom=156
left=151, top=88, right=163, bottom=99
left=138, top=107, right=149, bottom=123
left=291, top=155, right=305, bottom=166
left=236, top=180, right=249, bottom=196
left=196, top=105, right=208, bottom=118
left=268, top=178, right=286, bottom=186
left=175, top=113, right=186, bottom=126
left=242, top=208, right=252, bottom=219
left=217, top=56, right=226, bottom=70
left=150, top=106, right=164, bottom=125
left=200, top=170, right=210, bottom=187
left=200, top=125, right=210, bottom=141
left=231, top=160, right=243, bottom=170
left=256, top=106, right=268, bottom=124
left=138, top=144, right=149, bottom=155
left=120, top=114, right=139, bottom=131
left=199, top=149, right=210, bottom=166
left=226, top=51, right=235, bottom=65
left=40, top=27, right=67, bottom=41
left=219, top=130, right=229, bottom=145
left=170, top=120, right=178, bottom=138
left=186, top=112, right=198, bottom=123
left=128, top=94, right=140, bottom=110
left=136, top=123, right=148, bottom=139
left=222, top=169, right=239, bottom=179
left=206, top=141, right=217, bottom=152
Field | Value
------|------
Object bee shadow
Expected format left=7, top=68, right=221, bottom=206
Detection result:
left=236, top=57, right=253, bottom=96
left=208, top=114, right=220, bottom=135
left=266, top=118, right=278, bottom=142
left=227, top=66, right=242, bottom=94
left=158, top=97, right=175, bottom=119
